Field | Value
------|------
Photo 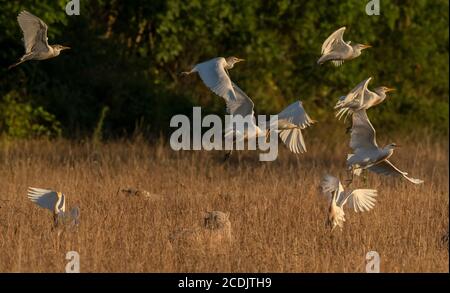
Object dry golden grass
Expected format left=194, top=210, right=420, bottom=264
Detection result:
left=0, top=129, right=448, bottom=272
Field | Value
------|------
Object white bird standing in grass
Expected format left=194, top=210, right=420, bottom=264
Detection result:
left=317, top=27, right=371, bottom=66
left=347, top=110, right=424, bottom=184
left=320, top=174, right=377, bottom=231
left=9, top=11, right=70, bottom=69
left=27, top=187, right=79, bottom=227
left=335, top=77, right=395, bottom=120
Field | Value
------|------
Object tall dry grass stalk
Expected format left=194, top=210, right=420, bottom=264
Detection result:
left=0, top=132, right=448, bottom=272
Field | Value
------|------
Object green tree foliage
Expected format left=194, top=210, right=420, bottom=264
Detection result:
left=0, top=0, right=448, bottom=138
left=0, top=91, right=61, bottom=138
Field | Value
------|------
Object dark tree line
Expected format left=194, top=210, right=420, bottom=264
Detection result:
left=0, top=0, right=448, bottom=138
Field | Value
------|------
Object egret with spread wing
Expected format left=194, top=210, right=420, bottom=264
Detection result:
left=317, top=27, right=371, bottom=66
left=320, top=174, right=377, bottom=231
left=335, top=77, right=395, bottom=120
left=347, top=110, right=424, bottom=184
left=9, top=11, right=70, bottom=70
left=225, top=98, right=317, bottom=158
left=271, top=101, right=316, bottom=154
left=28, top=187, right=80, bottom=227
left=181, top=56, right=245, bottom=102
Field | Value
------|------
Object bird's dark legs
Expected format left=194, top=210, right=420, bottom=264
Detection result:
left=345, top=125, right=352, bottom=134
left=345, top=166, right=354, bottom=187
left=345, top=120, right=353, bottom=134
left=223, top=132, right=237, bottom=162
left=223, top=150, right=233, bottom=162
left=362, top=170, right=369, bottom=184
left=8, top=53, right=32, bottom=70
left=8, top=60, right=25, bottom=70
left=180, top=70, right=193, bottom=76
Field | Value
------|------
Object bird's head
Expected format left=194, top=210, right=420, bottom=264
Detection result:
left=356, top=43, right=372, bottom=51
left=374, top=86, right=396, bottom=96
left=55, top=191, right=66, bottom=214
left=225, top=56, right=245, bottom=69
left=351, top=43, right=371, bottom=56
left=386, top=143, right=399, bottom=150
left=52, top=44, right=71, bottom=55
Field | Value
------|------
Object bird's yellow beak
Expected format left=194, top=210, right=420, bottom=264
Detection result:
left=385, top=87, right=396, bottom=93
left=361, top=44, right=372, bottom=49
left=237, top=58, right=245, bottom=62
left=62, top=46, right=71, bottom=50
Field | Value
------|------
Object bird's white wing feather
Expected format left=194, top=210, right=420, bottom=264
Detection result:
left=342, top=189, right=377, bottom=212
left=278, top=127, right=305, bottom=154
left=223, top=82, right=259, bottom=140
left=350, top=110, right=378, bottom=151
left=17, top=10, right=50, bottom=53
left=336, top=77, right=372, bottom=109
left=321, top=27, right=352, bottom=56
left=277, top=101, right=316, bottom=129
left=228, top=82, right=255, bottom=116
left=368, top=160, right=424, bottom=184
left=276, top=101, right=315, bottom=154
left=195, top=58, right=237, bottom=103
left=27, top=187, right=57, bottom=212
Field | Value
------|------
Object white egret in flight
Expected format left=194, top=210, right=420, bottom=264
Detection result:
left=320, top=174, right=378, bottom=231
left=317, top=27, right=371, bottom=66
left=223, top=94, right=316, bottom=158
left=182, top=57, right=269, bottom=160
left=347, top=110, right=424, bottom=184
left=181, top=56, right=245, bottom=102
left=335, top=77, right=395, bottom=120
left=9, top=11, right=70, bottom=69
left=182, top=57, right=315, bottom=157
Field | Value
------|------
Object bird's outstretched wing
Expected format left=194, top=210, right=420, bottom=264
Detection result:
left=228, top=82, right=255, bottom=117
left=276, top=101, right=316, bottom=154
left=277, top=101, right=316, bottom=129
left=278, top=128, right=305, bottom=154
left=320, top=174, right=345, bottom=203
left=223, top=82, right=260, bottom=140
left=321, top=27, right=350, bottom=54
left=336, top=77, right=372, bottom=110
left=350, top=110, right=378, bottom=151
left=318, top=27, right=352, bottom=64
left=194, top=58, right=237, bottom=102
left=342, top=189, right=377, bottom=212
left=17, top=10, right=50, bottom=53
left=368, top=160, right=424, bottom=184
left=27, top=187, right=58, bottom=212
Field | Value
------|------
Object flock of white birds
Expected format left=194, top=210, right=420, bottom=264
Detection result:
left=180, top=26, right=424, bottom=231
left=10, top=10, right=423, bottom=232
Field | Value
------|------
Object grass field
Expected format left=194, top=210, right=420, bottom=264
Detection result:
left=0, top=129, right=448, bottom=272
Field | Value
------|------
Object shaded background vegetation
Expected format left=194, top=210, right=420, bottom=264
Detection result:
left=0, top=0, right=448, bottom=139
